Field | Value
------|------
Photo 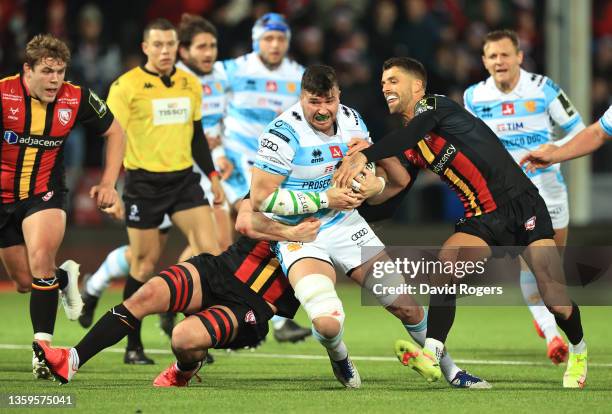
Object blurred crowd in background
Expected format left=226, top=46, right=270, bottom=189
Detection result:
left=0, top=0, right=610, bottom=223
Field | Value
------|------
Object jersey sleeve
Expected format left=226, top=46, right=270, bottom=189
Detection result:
left=463, top=85, right=477, bottom=115
left=599, top=105, right=612, bottom=136
left=543, top=78, right=585, bottom=135
left=106, top=78, right=131, bottom=131
left=76, top=88, right=114, bottom=135
left=254, top=119, right=299, bottom=176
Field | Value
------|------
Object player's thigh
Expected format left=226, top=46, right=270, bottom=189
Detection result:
left=176, top=305, right=239, bottom=350
left=22, top=208, right=66, bottom=274
left=171, top=205, right=221, bottom=255
left=123, top=276, right=172, bottom=319
left=441, top=232, right=492, bottom=263
left=0, top=244, right=31, bottom=292
left=287, top=257, right=336, bottom=288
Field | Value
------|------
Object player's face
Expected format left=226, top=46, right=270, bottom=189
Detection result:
left=142, top=29, right=178, bottom=75
left=258, top=31, right=288, bottom=67
left=482, top=38, right=523, bottom=89
left=23, top=58, right=66, bottom=103
left=381, top=66, right=414, bottom=116
left=300, top=87, right=340, bottom=134
left=182, top=32, right=218, bottom=74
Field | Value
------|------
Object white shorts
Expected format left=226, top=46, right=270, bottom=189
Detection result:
left=531, top=171, right=569, bottom=229
left=274, top=210, right=385, bottom=275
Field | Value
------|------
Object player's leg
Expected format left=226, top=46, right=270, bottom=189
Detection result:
left=0, top=244, right=31, bottom=293
left=154, top=305, right=238, bottom=387
left=171, top=205, right=222, bottom=256
left=521, top=238, right=587, bottom=388
left=519, top=226, right=568, bottom=364
left=33, top=261, right=204, bottom=383
left=79, top=245, right=131, bottom=328
left=124, top=226, right=162, bottom=364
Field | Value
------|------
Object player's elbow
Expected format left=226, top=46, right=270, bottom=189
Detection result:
left=234, top=212, right=252, bottom=237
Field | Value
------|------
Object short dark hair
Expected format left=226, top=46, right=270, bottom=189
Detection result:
left=301, top=64, right=338, bottom=96
left=178, top=13, right=217, bottom=48
left=382, top=57, right=427, bottom=89
left=483, top=29, right=520, bottom=53
left=25, top=34, right=71, bottom=68
left=143, top=18, right=176, bottom=41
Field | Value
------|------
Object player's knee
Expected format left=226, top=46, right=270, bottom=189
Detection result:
left=546, top=305, right=571, bottom=319
left=131, top=259, right=156, bottom=279
left=124, top=278, right=165, bottom=315
left=16, top=283, right=31, bottom=293
left=171, top=322, right=200, bottom=352
left=294, top=274, right=345, bottom=336
left=28, top=251, right=55, bottom=276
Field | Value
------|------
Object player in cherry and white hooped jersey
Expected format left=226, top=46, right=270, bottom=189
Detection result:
left=464, top=29, right=586, bottom=365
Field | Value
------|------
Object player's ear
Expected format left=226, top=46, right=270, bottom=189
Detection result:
left=517, top=49, right=524, bottom=65
left=178, top=45, right=188, bottom=61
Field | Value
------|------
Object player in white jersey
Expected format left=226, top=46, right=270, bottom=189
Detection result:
left=250, top=65, right=491, bottom=389
left=464, top=30, right=585, bottom=364
left=221, top=13, right=310, bottom=342
left=522, top=105, right=612, bottom=169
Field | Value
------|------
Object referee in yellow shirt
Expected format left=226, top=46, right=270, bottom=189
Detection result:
left=107, top=18, right=224, bottom=364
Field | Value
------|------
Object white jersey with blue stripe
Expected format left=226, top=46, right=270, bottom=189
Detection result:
left=176, top=61, right=229, bottom=139
left=464, top=69, right=585, bottom=202
left=599, top=105, right=612, bottom=136
left=222, top=52, right=304, bottom=159
left=254, top=102, right=370, bottom=227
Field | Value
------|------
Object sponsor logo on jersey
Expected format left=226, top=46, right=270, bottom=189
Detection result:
left=329, top=145, right=343, bottom=159
left=266, top=81, right=278, bottom=92
left=3, top=130, right=17, bottom=144
left=214, top=82, right=223, bottom=93
left=324, top=165, right=335, bottom=173
left=351, top=228, right=369, bottom=241
left=261, top=138, right=278, bottom=152
left=3, top=131, right=63, bottom=148
left=479, top=106, right=492, bottom=118
left=301, top=177, right=331, bottom=190
left=501, top=102, right=515, bottom=116
left=311, top=148, right=324, bottom=163
left=431, top=144, right=457, bottom=174
left=152, top=97, right=191, bottom=125
left=57, top=108, right=72, bottom=126
left=496, top=122, right=524, bottom=132
left=203, top=84, right=212, bottom=95
left=524, top=216, right=536, bottom=230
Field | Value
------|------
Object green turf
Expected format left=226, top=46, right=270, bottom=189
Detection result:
left=0, top=286, right=611, bottom=413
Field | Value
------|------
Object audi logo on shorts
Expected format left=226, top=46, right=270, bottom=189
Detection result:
left=351, top=228, right=369, bottom=241
left=261, top=138, right=278, bottom=152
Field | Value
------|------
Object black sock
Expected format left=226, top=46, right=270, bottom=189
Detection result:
left=426, top=293, right=456, bottom=343
left=554, top=302, right=584, bottom=345
left=30, top=277, right=59, bottom=337
left=177, top=360, right=201, bottom=372
left=55, top=268, right=68, bottom=290
left=74, top=303, right=140, bottom=367
left=123, top=275, right=144, bottom=350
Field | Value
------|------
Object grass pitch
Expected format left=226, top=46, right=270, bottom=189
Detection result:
left=0, top=285, right=611, bottom=413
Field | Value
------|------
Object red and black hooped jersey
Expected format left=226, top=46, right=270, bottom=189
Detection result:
left=0, top=74, right=113, bottom=204
left=363, top=95, right=536, bottom=218
left=217, top=236, right=299, bottom=319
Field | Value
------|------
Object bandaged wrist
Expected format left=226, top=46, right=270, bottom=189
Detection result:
left=260, top=188, right=329, bottom=215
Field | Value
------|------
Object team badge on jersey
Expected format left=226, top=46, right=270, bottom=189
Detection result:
left=524, top=100, right=537, bottom=113
left=501, top=102, right=515, bottom=116
left=287, top=82, right=296, bottom=93
left=414, top=97, right=436, bottom=115
left=57, top=108, right=72, bottom=126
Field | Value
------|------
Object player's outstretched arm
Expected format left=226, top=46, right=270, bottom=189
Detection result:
left=90, top=118, right=125, bottom=209
left=364, top=157, right=411, bottom=205
left=521, top=121, right=610, bottom=172
left=236, top=199, right=321, bottom=242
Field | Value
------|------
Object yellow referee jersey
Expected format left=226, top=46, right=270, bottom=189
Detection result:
left=107, top=66, right=202, bottom=172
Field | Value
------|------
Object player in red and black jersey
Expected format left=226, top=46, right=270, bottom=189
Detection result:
left=0, top=34, right=125, bottom=379
left=335, top=57, right=588, bottom=388
left=32, top=199, right=321, bottom=386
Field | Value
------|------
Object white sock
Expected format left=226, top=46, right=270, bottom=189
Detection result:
left=569, top=339, right=587, bottom=354
left=520, top=270, right=560, bottom=343
left=86, top=245, right=130, bottom=297
left=404, top=309, right=460, bottom=381
left=312, top=328, right=348, bottom=361
left=424, top=338, right=445, bottom=362
left=271, top=315, right=287, bottom=330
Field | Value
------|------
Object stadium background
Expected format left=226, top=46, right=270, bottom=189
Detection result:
left=0, top=0, right=610, bottom=276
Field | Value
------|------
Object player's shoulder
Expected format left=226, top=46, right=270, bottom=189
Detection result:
left=338, top=104, right=367, bottom=131
left=414, top=94, right=450, bottom=115
left=281, top=57, right=305, bottom=75
left=266, top=104, right=302, bottom=141
left=464, top=80, right=485, bottom=101
left=212, top=61, right=228, bottom=80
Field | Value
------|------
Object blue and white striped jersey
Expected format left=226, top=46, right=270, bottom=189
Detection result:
left=176, top=61, right=229, bottom=139
left=254, top=102, right=370, bottom=227
left=222, top=52, right=304, bottom=161
left=599, top=105, right=612, bottom=136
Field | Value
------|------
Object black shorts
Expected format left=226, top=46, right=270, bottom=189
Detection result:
left=455, top=188, right=555, bottom=257
left=0, top=190, right=67, bottom=248
left=187, top=254, right=271, bottom=350
left=123, top=167, right=208, bottom=229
